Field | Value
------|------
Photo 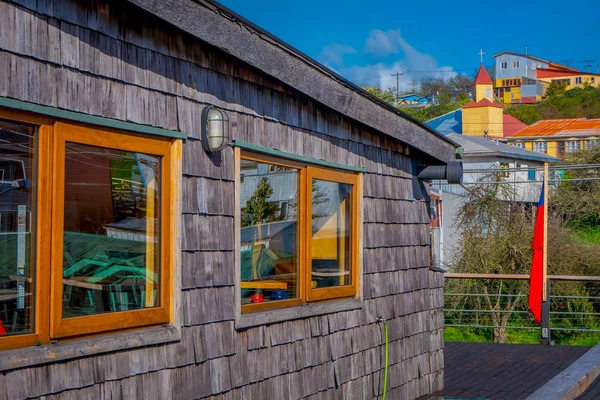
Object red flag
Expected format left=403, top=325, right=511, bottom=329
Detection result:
left=529, top=184, right=545, bottom=324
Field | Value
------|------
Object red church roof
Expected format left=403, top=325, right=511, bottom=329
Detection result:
left=474, top=64, right=493, bottom=85
left=462, top=98, right=503, bottom=109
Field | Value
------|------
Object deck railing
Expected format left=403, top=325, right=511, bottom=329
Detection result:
left=444, top=273, right=600, bottom=344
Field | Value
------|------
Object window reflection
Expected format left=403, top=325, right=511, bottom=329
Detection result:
left=240, top=159, right=298, bottom=304
left=62, top=143, right=160, bottom=318
left=0, top=119, right=36, bottom=336
left=311, top=179, right=352, bottom=289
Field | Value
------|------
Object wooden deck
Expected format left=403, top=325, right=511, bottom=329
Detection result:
left=433, top=342, right=591, bottom=399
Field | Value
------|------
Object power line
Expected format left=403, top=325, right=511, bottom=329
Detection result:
left=462, top=164, right=600, bottom=173
left=460, top=177, right=600, bottom=185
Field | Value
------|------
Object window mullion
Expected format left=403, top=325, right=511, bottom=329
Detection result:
left=303, top=167, right=313, bottom=302
left=37, top=124, right=53, bottom=343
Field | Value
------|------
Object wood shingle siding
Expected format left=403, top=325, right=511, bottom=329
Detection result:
left=0, top=0, right=450, bottom=398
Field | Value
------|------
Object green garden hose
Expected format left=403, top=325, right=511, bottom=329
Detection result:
left=377, top=316, right=390, bottom=400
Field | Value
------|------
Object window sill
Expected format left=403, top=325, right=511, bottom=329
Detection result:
left=236, top=298, right=362, bottom=330
left=0, top=325, right=180, bottom=372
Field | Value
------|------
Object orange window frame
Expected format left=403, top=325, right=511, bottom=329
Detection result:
left=0, top=109, right=52, bottom=351
left=306, top=167, right=360, bottom=302
left=0, top=109, right=176, bottom=350
left=238, top=150, right=360, bottom=314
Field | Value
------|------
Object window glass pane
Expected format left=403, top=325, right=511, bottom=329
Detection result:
left=240, top=159, right=299, bottom=304
left=311, top=179, right=352, bottom=289
left=0, top=119, right=36, bottom=336
left=62, top=143, right=160, bottom=318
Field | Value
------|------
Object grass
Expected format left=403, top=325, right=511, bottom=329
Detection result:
left=445, top=327, right=600, bottom=346
left=444, top=327, right=490, bottom=343
left=571, top=225, right=600, bottom=246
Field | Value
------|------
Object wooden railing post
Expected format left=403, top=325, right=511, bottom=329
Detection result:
left=541, top=279, right=551, bottom=346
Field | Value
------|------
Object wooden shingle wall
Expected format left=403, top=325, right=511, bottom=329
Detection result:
left=0, top=0, right=444, bottom=398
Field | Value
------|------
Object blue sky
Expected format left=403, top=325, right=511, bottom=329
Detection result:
left=218, top=0, right=600, bottom=91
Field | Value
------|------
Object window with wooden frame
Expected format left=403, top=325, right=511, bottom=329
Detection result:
left=237, top=150, right=360, bottom=313
left=0, top=109, right=176, bottom=350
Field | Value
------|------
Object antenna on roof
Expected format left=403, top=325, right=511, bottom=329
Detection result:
left=525, top=46, right=528, bottom=56
left=583, top=60, right=596, bottom=73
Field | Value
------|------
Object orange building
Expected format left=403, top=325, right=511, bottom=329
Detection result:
left=506, top=118, right=600, bottom=157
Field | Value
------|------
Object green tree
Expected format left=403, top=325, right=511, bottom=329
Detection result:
left=545, top=82, right=568, bottom=98
left=505, top=86, right=600, bottom=124
left=503, top=104, right=542, bottom=125
left=241, top=177, right=280, bottom=227
left=553, top=146, right=600, bottom=225
left=450, top=183, right=534, bottom=343
left=456, top=92, right=470, bottom=102
left=419, top=77, right=452, bottom=98
left=449, top=179, right=600, bottom=343
left=363, top=86, right=396, bottom=105
left=448, top=75, right=473, bottom=94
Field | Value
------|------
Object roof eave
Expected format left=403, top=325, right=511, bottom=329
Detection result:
left=463, top=151, right=558, bottom=162
left=125, top=0, right=459, bottom=163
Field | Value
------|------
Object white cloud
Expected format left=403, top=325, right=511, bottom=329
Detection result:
left=318, top=43, right=357, bottom=68
left=364, top=29, right=402, bottom=58
left=321, top=29, right=455, bottom=92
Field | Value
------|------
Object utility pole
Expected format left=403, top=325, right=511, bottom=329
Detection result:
left=583, top=60, right=596, bottom=73
left=391, top=71, right=404, bottom=104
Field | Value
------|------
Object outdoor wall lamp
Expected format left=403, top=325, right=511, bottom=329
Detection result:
left=201, top=105, right=230, bottom=154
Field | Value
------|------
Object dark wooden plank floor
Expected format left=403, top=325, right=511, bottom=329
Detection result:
left=433, top=342, right=591, bottom=399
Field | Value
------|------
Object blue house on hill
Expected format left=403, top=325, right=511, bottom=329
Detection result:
left=398, top=93, right=438, bottom=106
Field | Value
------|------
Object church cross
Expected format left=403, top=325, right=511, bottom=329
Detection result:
left=479, top=49, right=485, bottom=63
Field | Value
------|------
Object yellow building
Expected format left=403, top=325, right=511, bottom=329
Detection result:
left=537, top=68, right=600, bottom=91
left=506, top=118, right=600, bottom=157
left=461, top=65, right=505, bottom=138
left=427, top=64, right=527, bottom=138
left=462, top=99, right=504, bottom=138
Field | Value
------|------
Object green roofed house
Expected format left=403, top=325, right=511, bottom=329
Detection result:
left=0, top=1, right=463, bottom=398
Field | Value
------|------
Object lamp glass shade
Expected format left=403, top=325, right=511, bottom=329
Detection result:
left=203, top=107, right=230, bottom=153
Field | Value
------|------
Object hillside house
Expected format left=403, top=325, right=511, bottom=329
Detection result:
left=507, top=118, right=600, bottom=157
left=0, top=0, right=462, bottom=398
left=494, top=52, right=600, bottom=104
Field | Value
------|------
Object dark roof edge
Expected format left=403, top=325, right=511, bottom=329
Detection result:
left=125, top=0, right=459, bottom=163
left=463, top=151, right=558, bottom=163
